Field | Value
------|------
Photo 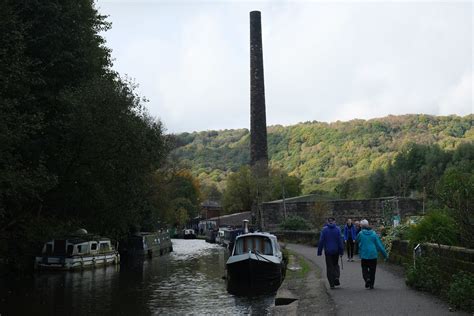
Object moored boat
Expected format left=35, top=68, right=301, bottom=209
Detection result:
left=35, top=229, right=119, bottom=271
left=119, top=231, right=173, bottom=258
left=183, top=229, right=196, bottom=239
left=215, top=229, right=225, bottom=245
left=225, top=221, right=285, bottom=295
left=205, top=229, right=217, bottom=243
left=222, top=228, right=243, bottom=251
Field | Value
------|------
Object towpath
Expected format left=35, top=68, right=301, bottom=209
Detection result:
left=286, top=243, right=467, bottom=316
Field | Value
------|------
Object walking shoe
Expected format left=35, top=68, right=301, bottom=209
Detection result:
left=369, top=285, right=374, bottom=289
left=330, top=284, right=335, bottom=289
left=365, top=279, right=371, bottom=288
left=334, top=279, right=340, bottom=286
left=347, top=258, right=350, bottom=262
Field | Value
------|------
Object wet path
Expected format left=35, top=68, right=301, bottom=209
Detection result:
left=287, top=243, right=467, bottom=316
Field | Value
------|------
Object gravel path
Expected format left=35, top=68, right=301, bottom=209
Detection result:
left=286, top=243, right=467, bottom=316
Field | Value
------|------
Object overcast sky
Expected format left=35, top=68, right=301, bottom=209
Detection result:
left=98, top=0, right=473, bottom=133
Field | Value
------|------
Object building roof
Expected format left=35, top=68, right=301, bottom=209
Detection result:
left=208, top=211, right=251, bottom=227
left=201, top=200, right=222, bottom=208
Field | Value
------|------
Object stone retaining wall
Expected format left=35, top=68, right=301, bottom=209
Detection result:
left=272, top=231, right=319, bottom=246
left=389, top=239, right=474, bottom=275
left=262, top=197, right=422, bottom=231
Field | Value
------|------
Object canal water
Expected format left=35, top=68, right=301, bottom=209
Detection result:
left=0, top=239, right=275, bottom=315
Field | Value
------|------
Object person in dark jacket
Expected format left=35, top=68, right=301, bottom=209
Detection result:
left=356, top=219, right=388, bottom=289
left=354, top=220, right=361, bottom=254
left=317, top=217, right=344, bottom=288
left=344, top=218, right=357, bottom=261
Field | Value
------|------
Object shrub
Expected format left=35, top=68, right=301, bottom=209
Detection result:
left=407, top=210, right=459, bottom=246
left=381, top=223, right=411, bottom=254
left=448, top=272, right=474, bottom=312
left=406, top=255, right=444, bottom=295
left=279, top=216, right=311, bottom=231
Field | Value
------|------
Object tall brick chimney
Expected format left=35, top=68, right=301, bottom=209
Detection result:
left=249, top=11, right=268, bottom=175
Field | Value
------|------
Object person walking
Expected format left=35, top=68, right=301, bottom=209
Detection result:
left=317, top=217, right=344, bottom=289
left=356, top=219, right=388, bottom=289
left=354, top=220, right=361, bottom=255
left=343, top=219, right=357, bottom=261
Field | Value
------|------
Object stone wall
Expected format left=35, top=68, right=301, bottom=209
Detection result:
left=389, top=239, right=474, bottom=275
left=421, top=242, right=474, bottom=275
left=271, top=230, right=320, bottom=246
left=389, top=239, right=413, bottom=265
left=262, top=197, right=422, bottom=231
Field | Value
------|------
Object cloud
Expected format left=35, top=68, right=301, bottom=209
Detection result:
left=99, top=1, right=472, bottom=132
left=438, top=72, right=474, bottom=115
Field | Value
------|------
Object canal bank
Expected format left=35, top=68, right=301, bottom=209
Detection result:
left=273, top=249, right=335, bottom=315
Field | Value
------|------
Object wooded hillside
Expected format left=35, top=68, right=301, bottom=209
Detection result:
left=171, top=114, right=473, bottom=194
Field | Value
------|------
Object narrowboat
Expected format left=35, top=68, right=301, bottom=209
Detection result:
left=35, top=229, right=119, bottom=270
left=226, top=221, right=285, bottom=295
left=222, top=228, right=243, bottom=251
left=205, top=229, right=217, bottom=243
left=215, top=229, right=225, bottom=245
left=183, top=229, right=196, bottom=239
left=119, top=231, right=173, bottom=258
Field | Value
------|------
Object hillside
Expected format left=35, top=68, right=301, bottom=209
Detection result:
left=170, top=114, right=473, bottom=194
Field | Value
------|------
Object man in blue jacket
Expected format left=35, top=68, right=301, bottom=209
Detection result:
left=317, top=217, right=344, bottom=288
left=356, top=219, right=388, bottom=289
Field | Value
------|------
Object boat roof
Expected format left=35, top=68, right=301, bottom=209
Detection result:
left=47, top=236, right=111, bottom=244
left=234, top=232, right=278, bottom=241
left=132, top=232, right=166, bottom=237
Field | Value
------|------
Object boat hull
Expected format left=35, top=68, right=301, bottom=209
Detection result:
left=35, top=252, right=119, bottom=271
left=226, top=254, right=283, bottom=295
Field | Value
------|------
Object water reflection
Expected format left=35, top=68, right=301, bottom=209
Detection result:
left=0, top=239, right=274, bottom=315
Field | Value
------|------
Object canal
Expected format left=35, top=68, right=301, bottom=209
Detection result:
left=0, top=239, right=275, bottom=315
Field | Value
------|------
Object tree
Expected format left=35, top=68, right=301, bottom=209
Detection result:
left=268, top=168, right=302, bottom=200
left=436, top=167, right=473, bottom=248
left=175, top=208, right=190, bottom=228
left=222, top=166, right=302, bottom=214
left=148, top=167, right=202, bottom=228
left=367, top=169, right=388, bottom=198
left=222, top=166, right=256, bottom=214
left=201, top=183, right=222, bottom=203
left=0, top=0, right=170, bottom=271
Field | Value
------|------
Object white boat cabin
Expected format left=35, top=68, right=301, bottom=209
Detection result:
left=232, top=233, right=281, bottom=256
left=41, top=238, right=113, bottom=257
left=184, top=229, right=195, bottom=235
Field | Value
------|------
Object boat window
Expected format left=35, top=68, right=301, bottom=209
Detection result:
left=100, top=242, right=110, bottom=251
left=91, top=243, right=97, bottom=251
left=233, top=236, right=273, bottom=255
left=77, top=244, right=89, bottom=254
left=274, top=241, right=280, bottom=252
left=263, top=239, right=273, bottom=255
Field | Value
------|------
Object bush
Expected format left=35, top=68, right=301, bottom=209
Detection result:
left=279, top=216, right=311, bottom=231
left=406, top=255, right=444, bottom=295
left=448, top=272, right=474, bottom=312
left=407, top=210, right=459, bottom=246
left=381, top=223, right=411, bottom=254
